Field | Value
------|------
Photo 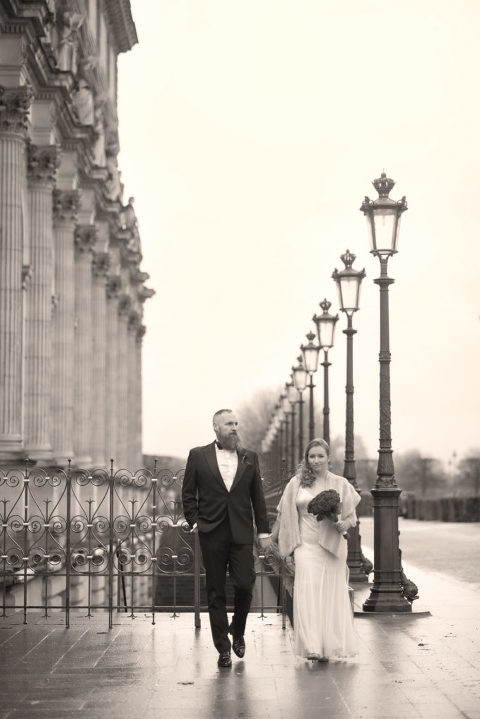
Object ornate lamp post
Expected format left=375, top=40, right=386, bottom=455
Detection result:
left=360, top=171, right=411, bottom=612
left=313, top=299, right=338, bottom=446
left=279, top=394, right=290, bottom=474
left=268, top=405, right=280, bottom=477
left=292, top=356, right=308, bottom=462
left=272, top=406, right=285, bottom=483
left=332, top=250, right=369, bottom=582
left=284, top=381, right=297, bottom=474
left=301, top=332, right=321, bottom=442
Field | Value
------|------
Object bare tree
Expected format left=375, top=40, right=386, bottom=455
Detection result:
left=395, top=450, right=447, bottom=498
left=236, top=387, right=281, bottom=452
left=328, top=433, right=371, bottom=480
left=456, top=450, right=480, bottom=497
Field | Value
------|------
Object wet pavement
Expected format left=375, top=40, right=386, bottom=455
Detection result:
left=0, top=521, right=479, bottom=719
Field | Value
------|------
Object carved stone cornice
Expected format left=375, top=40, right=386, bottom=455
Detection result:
left=104, top=0, right=138, bottom=54
left=137, top=286, right=155, bottom=303
left=118, top=293, right=131, bottom=317
left=0, top=85, right=33, bottom=137
left=27, top=143, right=61, bottom=185
left=53, top=188, right=80, bottom=224
left=92, top=251, right=110, bottom=279
left=74, top=224, right=96, bottom=254
left=106, top=274, right=122, bottom=299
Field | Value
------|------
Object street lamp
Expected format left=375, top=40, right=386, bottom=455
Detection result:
left=285, top=380, right=297, bottom=474
left=280, top=393, right=291, bottom=474
left=360, top=171, right=411, bottom=612
left=301, top=331, right=321, bottom=442
left=332, top=250, right=369, bottom=583
left=292, top=356, right=308, bottom=463
left=271, top=406, right=286, bottom=485
left=313, top=299, right=338, bottom=446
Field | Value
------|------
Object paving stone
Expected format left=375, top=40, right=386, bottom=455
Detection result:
left=1, top=521, right=480, bottom=719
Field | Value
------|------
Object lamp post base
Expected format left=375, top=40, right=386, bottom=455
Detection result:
left=362, top=486, right=412, bottom=613
left=363, top=586, right=412, bottom=613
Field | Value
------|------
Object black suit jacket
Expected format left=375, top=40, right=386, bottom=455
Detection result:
left=181, top=441, right=270, bottom=544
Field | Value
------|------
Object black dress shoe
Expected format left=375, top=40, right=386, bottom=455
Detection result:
left=232, top=635, right=245, bottom=658
left=217, top=651, right=232, bottom=668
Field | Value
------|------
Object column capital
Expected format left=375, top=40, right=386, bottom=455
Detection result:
left=130, top=267, right=150, bottom=285
left=0, top=85, right=33, bottom=137
left=27, top=143, right=61, bottom=185
left=118, top=293, right=131, bottom=317
left=74, top=224, right=96, bottom=253
left=53, top=189, right=80, bottom=224
left=128, top=310, right=141, bottom=334
left=92, top=251, right=110, bottom=278
left=119, top=243, right=140, bottom=270
left=106, top=274, right=122, bottom=299
left=137, top=286, right=155, bottom=303
left=136, top=324, right=146, bottom=345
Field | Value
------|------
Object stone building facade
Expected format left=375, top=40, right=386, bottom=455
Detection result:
left=0, top=0, right=153, bottom=469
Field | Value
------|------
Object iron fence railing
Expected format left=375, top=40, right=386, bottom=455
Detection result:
left=0, top=461, right=291, bottom=629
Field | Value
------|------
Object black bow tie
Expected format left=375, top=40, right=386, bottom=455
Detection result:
left=215, top=441, right=225, bottom=450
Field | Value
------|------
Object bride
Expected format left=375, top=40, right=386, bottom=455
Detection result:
left=270, top=438, right=360, bottom=661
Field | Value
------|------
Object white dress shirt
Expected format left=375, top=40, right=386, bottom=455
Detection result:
left=215, top=443, right=238, bottom=492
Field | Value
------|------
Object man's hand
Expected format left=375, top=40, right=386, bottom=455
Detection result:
left=258, top=536, right=272, bottom=550
left=335, top=520, right=349, bottom=534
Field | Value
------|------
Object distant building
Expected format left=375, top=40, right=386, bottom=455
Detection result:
left=0, top=0, right=153, bottom=469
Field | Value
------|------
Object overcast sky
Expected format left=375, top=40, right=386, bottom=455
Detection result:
left=117, top=0, right=479, bottom=466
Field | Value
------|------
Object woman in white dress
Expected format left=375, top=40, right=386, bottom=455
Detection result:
left=270, top=438, right=360, bottom=661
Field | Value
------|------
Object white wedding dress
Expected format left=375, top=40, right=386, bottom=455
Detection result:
left=293, top=483, right=358, bottom=660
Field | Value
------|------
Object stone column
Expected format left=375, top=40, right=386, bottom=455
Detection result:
left=135, top=285, right=154, bottom=468
left=105, top=275, right=121, bottom=464
left=0, top=85, right=32, bottom=460
left=91, top=252, right=110, bottom=468
left=116, top=294, right=130, bottom=469
left=135, top=324, right=146, bottom=469
left=127, top=311, right=139, bottom=469
left=51, top=189, right=80, bottom=465
left=24, top=143, right=60, bottom=461
left=73, top=225, right=96, bottom=467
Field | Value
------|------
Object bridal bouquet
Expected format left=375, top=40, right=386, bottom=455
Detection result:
left=307, top=489, right=347, bottom=539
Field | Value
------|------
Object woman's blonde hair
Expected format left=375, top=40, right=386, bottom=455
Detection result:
left=298, top=438, right=330, bottom=487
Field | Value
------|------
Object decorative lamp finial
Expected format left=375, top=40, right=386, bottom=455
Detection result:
left=372, top=172, right=395, bottom=198
left=319, top=298, right=331, bottom=314
left=340, top=249, right=356, bottom=269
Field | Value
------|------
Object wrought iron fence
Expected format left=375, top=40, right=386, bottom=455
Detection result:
left=0, top=461, right=290, bottom=629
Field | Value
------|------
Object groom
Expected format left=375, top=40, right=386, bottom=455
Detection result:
left=182, top=409, right=271, bottom=667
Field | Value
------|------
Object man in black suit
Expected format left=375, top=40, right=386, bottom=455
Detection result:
left=182, top=409, right=271, bottom=667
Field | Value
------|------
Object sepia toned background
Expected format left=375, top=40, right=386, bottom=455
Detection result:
left=117, top=1, right=479, bottom=468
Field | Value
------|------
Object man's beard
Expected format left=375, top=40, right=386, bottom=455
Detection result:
left=219, top=433, right=240, bottom=451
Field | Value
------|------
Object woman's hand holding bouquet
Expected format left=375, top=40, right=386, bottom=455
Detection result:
left=307, top=489, right=348, bottom=539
